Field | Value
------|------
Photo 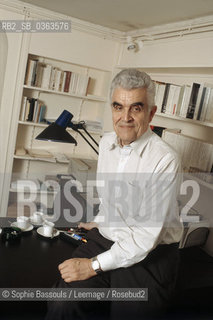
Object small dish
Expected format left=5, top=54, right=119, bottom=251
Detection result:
left=11, top=222, right=33, bottom=232
left=37, top=227, right=59, bottom=238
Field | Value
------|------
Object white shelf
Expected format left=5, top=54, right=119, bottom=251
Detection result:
left=14, top=153, right=97, bottom=163
left=14, top=155, right=58, bottom=163
left=23, top=85, right=107, bottom=102
left=18, top=120, right=103, bottom=135
left=154, top=113, right=213, bottom=128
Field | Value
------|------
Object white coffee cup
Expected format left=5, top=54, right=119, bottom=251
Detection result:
left=43, top=220, right=55, bottom=237
left=17, top=216, right=30, bottom=230
left=32, top=211, right=44, bottom=224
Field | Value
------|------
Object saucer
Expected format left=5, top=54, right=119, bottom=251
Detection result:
left=11, top=222, right=33, bottom=232
left=37, top=227, right=59, bottom=238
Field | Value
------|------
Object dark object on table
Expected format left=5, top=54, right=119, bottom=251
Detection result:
left=1, top=227, right=22, bottom=243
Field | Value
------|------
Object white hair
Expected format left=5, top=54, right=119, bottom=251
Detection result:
left=110, top=68, right=156, bottom=110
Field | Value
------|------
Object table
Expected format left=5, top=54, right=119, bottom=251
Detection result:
left=0, top=219, right=213, bottom=319
left=0, top=219, right=76, bottom=319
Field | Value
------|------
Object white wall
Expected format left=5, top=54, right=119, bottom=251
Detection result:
left=120, top=33, right=213, bottom=68
left=0, top=32, right=8, bottom=109
left=29, top=30, right=120, bottom=72
left=0, top=7, right=25, bottom=215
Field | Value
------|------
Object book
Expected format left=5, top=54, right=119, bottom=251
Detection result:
left=186, top=83, right=201, bottom=119
left=61, top=72, right=66, bottom=91
left=31, top=60, right=38, bottom=86
left=174, top=85, right=185, bottom=116
left=196, top=87, right=207, bottom=120
left=20, top=96, right=27, bottom=121
left=32, top=99, right=39, bottom=122
left=38, top=105, right=46, bottom=123
left=204, top=88, right=213, bottom=122
left=35, top=62, right=44, bottom=87
left=24, top=99, right=31, bottom=121
left=49, top=67, right=57, bottom=90
left=179, top=85, right=192, bottom=118
left=165, top=84, right=180, bottom=115
left=155, top=82, right=166, bottom=113
left=161, top=83, right=170, bottom=113
left=25, top=59, right=38, bottom=86
left=41, top=64, right=52, bottom=90
left=199, top=87, right=211, bottom=121
left=64, top=71, right=72, bottom=92
left=171, top=85, right=181, bottom=115
left=54, top=70, right=62, bottom=91
left=27, top=98, right=36, bottom=121
left=59, top=71, right=65, bottom=91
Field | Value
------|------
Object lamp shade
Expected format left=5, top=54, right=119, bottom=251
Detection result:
left=36, top=110, right=77, bottom=145
left=35, top=109, right=98, bottom=154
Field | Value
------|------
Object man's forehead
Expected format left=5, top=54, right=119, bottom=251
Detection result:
left=112, top=87, right=147, bottom=102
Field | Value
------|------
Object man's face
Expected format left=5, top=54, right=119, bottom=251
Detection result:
left=111, top=87, right=156, bottom=146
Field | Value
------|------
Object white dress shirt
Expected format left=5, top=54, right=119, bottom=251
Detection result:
left=94, top=127, right=183, bottom=272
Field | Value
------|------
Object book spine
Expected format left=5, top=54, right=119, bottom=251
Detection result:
left=186, top=83, right=200, bottom=119
left=172, top=86, right=181, bottom=115
left=161, top=83, right=170, bottom=113
left=20, top=96, right=27, bottom=121
left=27, top=98, right=36, bottom=121
left=179, top=86, right=191, bottom=118
left=64, top=71, right=72, bottom=92
left=25, top=59, right=37, bottom=86
left=196, top=87, right=207, bottom=120
left=204, top=88, right=213, bottom=122
left=155, top=83, right=166, bottom=113
left=38, top=105, right=46, bottom=123
left=41, top=65, right=52, bottom=90
left=199, top=87, right=211, bottom=121
left=35, top=63, right=44, bottom=87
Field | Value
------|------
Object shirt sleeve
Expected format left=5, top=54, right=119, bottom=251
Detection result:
left=97, top=156, right=182, bottom=272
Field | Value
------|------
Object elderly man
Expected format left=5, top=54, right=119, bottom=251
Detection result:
left=46, top=69, right=183, bottom=319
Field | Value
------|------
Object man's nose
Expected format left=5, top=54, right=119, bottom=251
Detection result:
left=122, top=109, right=132, bottom=121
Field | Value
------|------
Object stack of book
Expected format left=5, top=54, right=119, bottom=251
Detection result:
left=25, top=58, right=91, bottom=96
left=162, top=129, right=213, bottom=174
left=84, top=120, right=102, bottom=133
left=20, top=96, right=46, bottom=123
left=155, top=80, right=213, bottom=122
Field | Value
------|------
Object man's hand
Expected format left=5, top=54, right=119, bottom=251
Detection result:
left=58, top=258, right=97, bottom=283
left=78, top=222, right=98, bottom=230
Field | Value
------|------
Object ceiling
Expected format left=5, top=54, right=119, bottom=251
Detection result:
left=18, top=0, right=213, bottom=32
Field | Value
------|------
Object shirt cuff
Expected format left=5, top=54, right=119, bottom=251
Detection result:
left=97, top=249, right=117, bottom=272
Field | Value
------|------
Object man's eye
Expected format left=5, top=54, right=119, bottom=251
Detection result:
left=113, top=104, right=122, bottom=111
left=132, top=105, right=142, bottom=112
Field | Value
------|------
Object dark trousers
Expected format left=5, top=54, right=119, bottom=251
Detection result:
left=46, top=228, right=179, bottom=320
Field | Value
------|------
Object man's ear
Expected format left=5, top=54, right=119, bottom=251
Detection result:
left=149, top=106, right=157, bottom=122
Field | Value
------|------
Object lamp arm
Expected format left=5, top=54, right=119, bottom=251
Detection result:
left=81, top=126, right=99, bottom=147
left=75, top=129, right=99, bottom=155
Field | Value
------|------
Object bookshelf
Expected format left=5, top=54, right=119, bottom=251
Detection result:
left=8, top=53, right=110, bottom=209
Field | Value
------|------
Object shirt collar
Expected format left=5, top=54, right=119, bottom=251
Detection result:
left=106, top=127, right=153, bottom=156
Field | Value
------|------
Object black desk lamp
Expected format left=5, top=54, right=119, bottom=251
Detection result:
left=36, top=110, right=99, bottom=154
